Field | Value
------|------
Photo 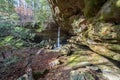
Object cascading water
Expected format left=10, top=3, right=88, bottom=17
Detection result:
left=57, top=27, right=61, bottom=48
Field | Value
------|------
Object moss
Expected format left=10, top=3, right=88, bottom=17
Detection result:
left=67, top=52, right=83, bottom=67
left=106, top=44, right=120, bottom=51
left=67, top=50, right=101, bottom=67
left=67, top=51, right=82, bottom=66
left=88, top=23, right=120, bottom=41
left=116, top=0, right=120, bottom=7
left=89, top=45, right=120, bottom=61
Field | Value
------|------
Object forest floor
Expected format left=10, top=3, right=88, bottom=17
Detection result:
left=0, top=47, right=120, bottom=80
left=0, top=48, right=70, bottom=80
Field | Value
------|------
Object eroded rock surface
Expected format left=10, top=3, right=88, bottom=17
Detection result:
left=48, top=0, right=120, bottom=62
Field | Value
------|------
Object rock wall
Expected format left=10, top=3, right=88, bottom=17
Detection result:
left=48, top=0, right=120, bottom=61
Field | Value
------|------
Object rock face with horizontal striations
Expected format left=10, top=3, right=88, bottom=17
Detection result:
left=48, top=0, right=120, bottom=62
left=102, top=70, right=120, bottom=80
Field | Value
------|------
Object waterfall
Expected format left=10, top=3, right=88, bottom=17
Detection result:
left=57, top=27, right=60, bottom=48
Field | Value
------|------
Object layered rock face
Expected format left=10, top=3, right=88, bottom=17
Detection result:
left=48, top=0, right=106, bottom=34
left=48, top=0, right=120, bottom=61
left=48, top=0, right=84, bottom=33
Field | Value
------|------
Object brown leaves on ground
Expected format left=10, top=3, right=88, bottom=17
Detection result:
left=0, top=48, right=70, bottom=80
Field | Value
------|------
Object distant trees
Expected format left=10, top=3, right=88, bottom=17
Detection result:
left=0, top=0, right=52, bottom=51
left=0, top=0, right=53, bottom=65
left=0, top=0, right=15, bottom=15
left=0, top=0, right=52, bottom=25
left=13, top=0, right=52, bottom=26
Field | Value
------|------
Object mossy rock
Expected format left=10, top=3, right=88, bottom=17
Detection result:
left=84, top=0, right=106, bottom=18
left=67, top=51, right=89, bottom=67
left=66, top=50, right=105, bottom=67
left=99, top=0, right=120, bottom=23
left=70, top=70, right=96, bottom=80
left=89, top=45, right=120, bottom=61
left=88, top=23, right=120, bottom=41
